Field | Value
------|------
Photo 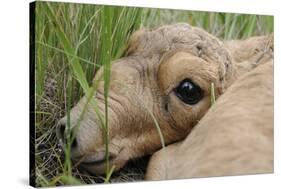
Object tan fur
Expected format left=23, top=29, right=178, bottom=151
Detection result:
left=56, top=23, right=273, bottom=175
left=146, top=61, right=273, bottom=180
left=225, top=34, right=273, bottom=63
left=225, top=34, right=273, bottom=76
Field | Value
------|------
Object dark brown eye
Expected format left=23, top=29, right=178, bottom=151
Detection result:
left=174, top=79, right=203, bottom=105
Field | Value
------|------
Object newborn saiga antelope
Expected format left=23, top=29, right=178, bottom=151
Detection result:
left=56, top=23, right=273, bottom=178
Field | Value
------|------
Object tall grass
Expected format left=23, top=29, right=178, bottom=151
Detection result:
left=34, top=1, right=273, bottom=187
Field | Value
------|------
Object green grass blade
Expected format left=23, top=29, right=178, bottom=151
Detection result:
left=104, top=165, right=116, bottom=183
left=44, top=2, right=89, bottom=93
left=210, top=82, right=216, bottom=105
left=244, top=16, right=257, bottom=38
left=101, top=5, right=113, bottom=177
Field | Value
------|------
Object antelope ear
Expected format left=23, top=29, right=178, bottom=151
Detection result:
left=254, top=34, right=274, bottom=65
left=122, top=29, right=147, bottom=57
left=225, top=34, right=274, bottom=85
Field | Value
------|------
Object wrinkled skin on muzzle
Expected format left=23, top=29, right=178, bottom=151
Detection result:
left=56, top=23, right=236, bottom=175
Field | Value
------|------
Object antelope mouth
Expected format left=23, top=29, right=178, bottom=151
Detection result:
left=73, top=151, right=117, bottom=175
left=73, top=151, right=117, bottom=165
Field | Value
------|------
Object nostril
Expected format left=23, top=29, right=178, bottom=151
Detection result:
left=56, top=121, right=66, bottom=146
left=56, top=120, right=79, bottom=150
left=71, top=137, right=78, bottom=149
left=59, top=124, right=66, bottom=139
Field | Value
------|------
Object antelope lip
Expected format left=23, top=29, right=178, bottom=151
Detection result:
left=78, top=155, right=117, bottom=175
left=73, top=151, right=116, bottom=167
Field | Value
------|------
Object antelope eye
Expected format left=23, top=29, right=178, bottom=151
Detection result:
left=174, top=79, right=203, bottom=105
